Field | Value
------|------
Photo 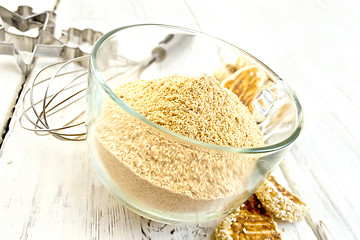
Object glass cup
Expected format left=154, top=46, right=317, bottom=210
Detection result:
left=86, top=24, right=303, bottom=224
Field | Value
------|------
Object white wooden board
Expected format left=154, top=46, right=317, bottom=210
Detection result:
left=0, top=56, right=23, bottom=143
left=1, top=0, right=360, bottom=239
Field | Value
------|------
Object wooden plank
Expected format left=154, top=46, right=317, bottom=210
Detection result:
left=54, top=0, right=199, bottom=35
left=0, top=56, right=23, bottom=143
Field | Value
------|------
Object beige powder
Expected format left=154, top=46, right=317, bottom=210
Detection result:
left=93, top=74, right=263, bottom=214
left=115, top=74, right=262, bottom=148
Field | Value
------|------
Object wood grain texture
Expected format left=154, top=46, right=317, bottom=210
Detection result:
left=0, top=56, right=23, bottom=143
left=186, top=1, right=360, bottom=239
left=1, top=0, right=360, bottom=239
left=0, top=0, right=60, bottom=143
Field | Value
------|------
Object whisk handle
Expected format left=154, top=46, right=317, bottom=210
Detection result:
left=151, top=33, right=193, bottom=62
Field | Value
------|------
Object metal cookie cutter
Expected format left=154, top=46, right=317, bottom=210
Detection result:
left=36, top=27, right=103, bottom=68
left=0, top=5, right=103, bottom=75
left=0, top=5, right=56, bottom=75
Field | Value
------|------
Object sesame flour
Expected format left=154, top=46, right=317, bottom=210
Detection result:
left=93, top=74, right=263, bottom=213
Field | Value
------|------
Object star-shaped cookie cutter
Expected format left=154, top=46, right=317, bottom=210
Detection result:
left=0, top=5, right=56, bottom=75
left=0, top=5, right=103, bottom=75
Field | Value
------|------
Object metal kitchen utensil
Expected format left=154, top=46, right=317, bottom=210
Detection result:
left=0, top=5, right=56, bottom=75
left=20, top=56, right=89, bottom=141
left=20, top=33, right=194, bottom=141
left=0, top=5, right=102, bottom=75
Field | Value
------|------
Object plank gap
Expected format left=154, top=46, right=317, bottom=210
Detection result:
left=183, top=0, right=202, bottom=31
left=0, top=74, right=26, bottom=149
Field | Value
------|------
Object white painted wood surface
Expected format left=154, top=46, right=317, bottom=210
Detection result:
left=1, top=0, right=359, bottom=239
left=0, top=56, right=23, bottom=143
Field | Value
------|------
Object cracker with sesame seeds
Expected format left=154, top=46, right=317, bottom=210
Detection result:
left=215, top=195, right=282, bottom=240
left=214, top=56, right=271, bottom=113
left=255, top=175, right=309, bottom=223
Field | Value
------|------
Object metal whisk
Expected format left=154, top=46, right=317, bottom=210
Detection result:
left=20, top=33, right=193, bottom=141
left=20, top=56, right=89, bottom=141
